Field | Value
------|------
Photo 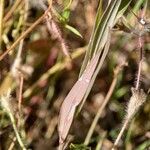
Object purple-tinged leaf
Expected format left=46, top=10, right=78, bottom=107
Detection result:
left=58, top=52, right=100, bottom=146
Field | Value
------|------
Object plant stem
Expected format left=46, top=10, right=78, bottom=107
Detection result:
left=0, top=0, right=4, bottom=51
left=135, top=36, right=143, bottom=90
left=84, top=76, right=117, bottom=145
left=3, top=0, right=22, bottom=22
left=18, top=74, right=24, bottom=114
left=112, top=119, right=129, bottom=150
left=95, top=132, right=107, bottom=150
left=125, top=119, right=134, bottom=149
left=84, top=63, right=126, bottom=145
left=0, top=6, right=51, bottom=61
left=8, top=110, right=26, bottom=150
left=8, top=137, right=16, bottom=150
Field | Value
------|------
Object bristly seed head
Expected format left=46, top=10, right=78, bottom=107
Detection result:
left=0, top=89, right=13, bottom=114
left=126, top=87, right=147, bottom=120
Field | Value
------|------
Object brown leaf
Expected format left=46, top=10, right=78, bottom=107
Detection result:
left=58, top=52, right=100, bottom=146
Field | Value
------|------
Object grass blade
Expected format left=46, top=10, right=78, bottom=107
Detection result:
left=58, top=52, right=101, bottom=147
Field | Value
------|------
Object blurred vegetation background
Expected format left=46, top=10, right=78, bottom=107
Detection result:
left=0, top=0, right=149, bottom=150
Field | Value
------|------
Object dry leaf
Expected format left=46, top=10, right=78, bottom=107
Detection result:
left=58, top=52, right=100, bottom=146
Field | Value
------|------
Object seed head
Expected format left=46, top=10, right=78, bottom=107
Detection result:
left=126, top=87, right=147, bottom=120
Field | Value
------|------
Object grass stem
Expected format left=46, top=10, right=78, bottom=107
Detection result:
left=0, top=0, right=4, bottom=51
left=0, top=5, right=51, bottom=61
left=112, top=119, right=129, bottom=150
left=84, top=63, right=126, bottom=145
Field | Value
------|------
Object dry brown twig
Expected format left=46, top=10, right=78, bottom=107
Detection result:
left=0, top=0, right=4, bottom=51
left=18, top=73, right=24, bottom=114
left=0, top=0, right=71, bottom=61
left=8, top=137, right=17, bottom=150
left=3, top=0, right=22, bottom=22
left=0, top=5, right=52, bottom=61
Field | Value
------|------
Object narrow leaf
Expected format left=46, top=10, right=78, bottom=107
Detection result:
left=65, top=24, right=83, bottom=38
left=80, top=0, right=122, bottom=75
left=78, top=31, right=111, bottom=113
left=58, top=0, right=133, bottom=148
left=58, top=52, right=100, bottom=146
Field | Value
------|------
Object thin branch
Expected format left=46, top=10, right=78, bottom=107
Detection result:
left=3, top=0, right=22, bottom=22
left=11, top=39, right=24, bottom=79
left=135, top=36, right=143, bottom=90
left=112, top=119, right=129, bottom=150
left=10, top=112, right=26, bottom=150
left=18, top=74, right=24, bottom=114
left=1, top=91, right=27, bottom=150
left=0, top=6, right=51, bottom=61
left=95, top=132, right=107, bottom=150
left=8, top=137, right=16, bottom=150
left=0, top=0, right=4, bottom=51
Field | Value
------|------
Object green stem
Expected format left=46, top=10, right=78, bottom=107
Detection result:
left=9, top=112, right=26, bottom=150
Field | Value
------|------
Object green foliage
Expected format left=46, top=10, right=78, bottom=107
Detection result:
left=63, top=0, right=72, bottom=10
left=80, top=0, right=132, bottom=74
left=70, top=143, right=91, bottom=150
left=65, top=24, right=83, bottom=38
left=115, top=86, right=129, bottom=99
left=135, top=140, right=150, bottom=150
left=0, top=0, right=149, bottom=149
left=61, top=9, right=70, bottom=22
left=58, top=6, right=82, bottom=38
left=78, top=0, right=132, bottom=114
